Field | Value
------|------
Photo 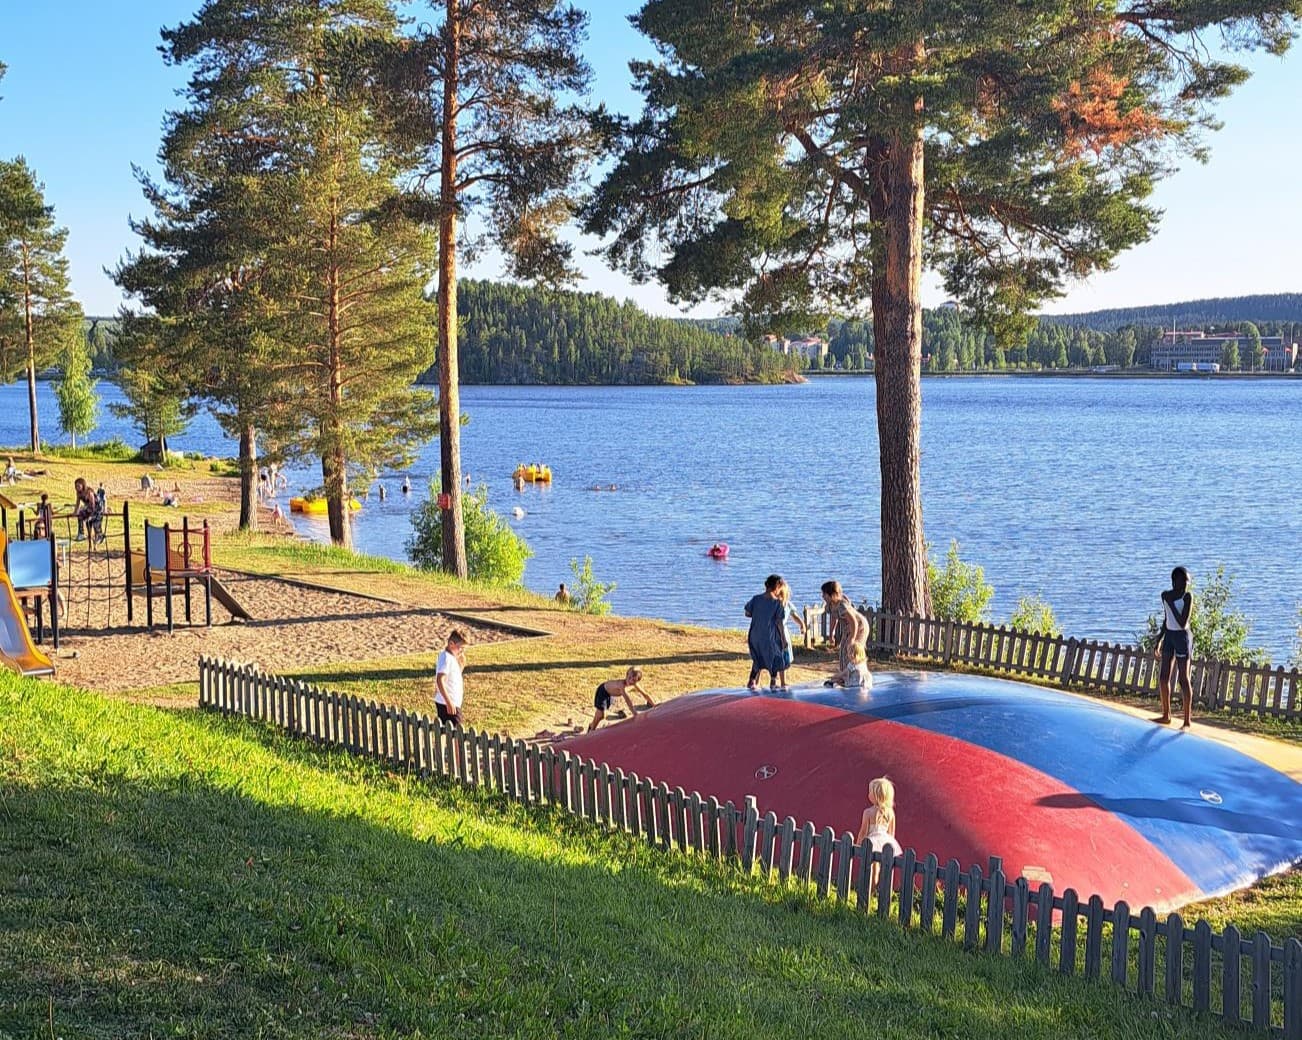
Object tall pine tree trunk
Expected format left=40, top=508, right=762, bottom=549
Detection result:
left=322, top=440, right=350, bottom=549
left=868, top=115, right=930, bottom=617
left=22, top=248, right=39, bottom=453
left=325, top=250, right=351, bottom=549
left=238, top=423, right=258, bottom=531
left=436, top=4, right=467, bottom=579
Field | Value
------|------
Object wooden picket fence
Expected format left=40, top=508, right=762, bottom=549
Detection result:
left=197, top=656, right=1302, bottom=1038
left=803, top=606, right=1301, bottom=721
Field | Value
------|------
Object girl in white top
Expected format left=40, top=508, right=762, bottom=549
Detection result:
left=1153, top=566, right=1195, bottom=728
left=856, top=776, right=902, bottom=892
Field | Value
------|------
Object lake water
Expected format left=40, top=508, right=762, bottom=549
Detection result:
left=5, top=376, right=1299, bottom=657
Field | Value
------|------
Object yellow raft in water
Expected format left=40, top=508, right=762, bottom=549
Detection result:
left=512, top=464, right=553, bottom=483
left=289, top=496, right=362, bottom=515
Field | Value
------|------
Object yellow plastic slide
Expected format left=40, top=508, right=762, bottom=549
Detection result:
left=0, top=570, right=54, bottom=677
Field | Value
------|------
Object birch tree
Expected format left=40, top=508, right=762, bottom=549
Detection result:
left=0, top=158, right=83, bottom=452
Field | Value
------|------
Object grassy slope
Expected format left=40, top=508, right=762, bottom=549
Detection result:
left=0, top=678, right=1249, bottom=1040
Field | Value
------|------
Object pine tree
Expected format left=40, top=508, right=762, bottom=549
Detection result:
left=113, top=24, right=306, bottom=531
left=586, top=1, right=1301, bottom=614
left=137, top=0, right=438, bottom=546
left=379, top=1, right=597, bottom=577
left=110, top=313, right=194, bottom=457
left=0, top=158, right=84, bottom=452
left=54, top=336, right=97, bottom=448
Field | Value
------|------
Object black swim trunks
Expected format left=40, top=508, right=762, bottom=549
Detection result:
left=435, top=701, right=461, bottom=725
left=594, top=682, right=612, bottom=711
left=1160, top=629, right=1191, bottom=659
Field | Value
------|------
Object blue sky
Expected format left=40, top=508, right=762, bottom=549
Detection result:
left=1, top=2, right=1299, bottom=318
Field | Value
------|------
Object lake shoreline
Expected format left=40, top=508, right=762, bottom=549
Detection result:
left=809, top=369, right=1300, bottom=380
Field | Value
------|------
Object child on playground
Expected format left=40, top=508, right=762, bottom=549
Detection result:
left=73, top=477, right=104, bottom=544
left=588, top=667, right=655, bottom=731
left=31, top=493, right=51, bottom=539
left=855, top=776, right=902, bottom=891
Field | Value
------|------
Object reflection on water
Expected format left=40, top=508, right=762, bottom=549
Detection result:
left=5, top=376, right=1298, bottom=655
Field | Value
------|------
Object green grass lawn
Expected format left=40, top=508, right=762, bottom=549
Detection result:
left=0, top=675, right=1256, bottom=1039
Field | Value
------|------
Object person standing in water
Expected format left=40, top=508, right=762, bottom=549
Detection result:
left=1153, top=566, right=1195, bottom=728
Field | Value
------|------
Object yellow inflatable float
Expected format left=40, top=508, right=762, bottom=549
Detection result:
left=289, top=496, right=362, bottom=515
left=512, top=463, right=553, bottom=483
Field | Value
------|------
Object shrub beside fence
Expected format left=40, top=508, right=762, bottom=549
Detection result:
left=198, top=656, right=1302, bottom=1038
left=802, top=606, right=1301, bottom=721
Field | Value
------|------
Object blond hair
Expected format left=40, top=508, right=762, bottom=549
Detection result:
left=777, top=581, right=791, bottom=605
left=868, top=776, right=895, bottom=831
left=625, top=666, right=643, bottom=682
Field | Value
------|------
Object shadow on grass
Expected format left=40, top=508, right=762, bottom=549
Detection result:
left=0, top=714, right=1238, bottom=1040
left=290, top=651, right=747, bottom=686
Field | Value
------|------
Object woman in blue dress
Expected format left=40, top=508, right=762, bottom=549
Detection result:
left=744, top=574, right=787, bottom=691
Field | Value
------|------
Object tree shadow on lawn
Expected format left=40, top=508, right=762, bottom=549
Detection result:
left=0, top=725, right=1237, bottom=1040
left=290, top=651, right=747, bottom=686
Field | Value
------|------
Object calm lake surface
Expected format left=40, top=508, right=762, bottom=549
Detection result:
left=5, top=376, right=1299, bottom=657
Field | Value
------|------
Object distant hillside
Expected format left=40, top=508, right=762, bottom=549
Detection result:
left=440, top=280, right=794, bottom=385
left=678, top=316, right=742, bottom=336
left=1041, top=293, right=1302, bottom=332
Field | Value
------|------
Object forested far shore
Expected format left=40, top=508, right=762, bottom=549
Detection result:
left=1041, top=292, right=1302, bottom=332
left=78, top=286, right=1302, bottom=386
left=427, top=280, right=796, bottom=385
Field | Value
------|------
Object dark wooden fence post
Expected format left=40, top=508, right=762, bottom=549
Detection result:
left=1060, top=637, right=1080, bottom=689
left=1164, top=912, right=1185, bottom=1006
left=985, top=857, right=1005, bottom=955
left=741, top=795, right=759, bottom=874
left=1283, top=936, right=1301, bottom=1040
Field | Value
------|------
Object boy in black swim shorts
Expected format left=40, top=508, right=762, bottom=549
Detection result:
left=588, top=667, right=654, bottom=732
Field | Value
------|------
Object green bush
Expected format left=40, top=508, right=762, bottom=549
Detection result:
left=406, top=482, right=532, bottom=585
left=568, top=555, right=616, bottom=615
left=1139, top=565, right=1268, bottom=665
left=1009, top=594, right=1061, bottom=636
left=41, top=438, right=135, bottom=462
left=927, top=540, right=994, bottom=623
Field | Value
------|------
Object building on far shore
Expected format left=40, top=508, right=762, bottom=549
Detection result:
left=1150, top=330, right=1297, bottom=372
left=764, top=334, right=829, bottom=365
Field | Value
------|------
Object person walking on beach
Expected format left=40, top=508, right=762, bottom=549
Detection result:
left=744, top=574, right=787, bottom=691
left=434, top=629, right=468, bottom=726
left=1153, top=567, right=1195, bottom=728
